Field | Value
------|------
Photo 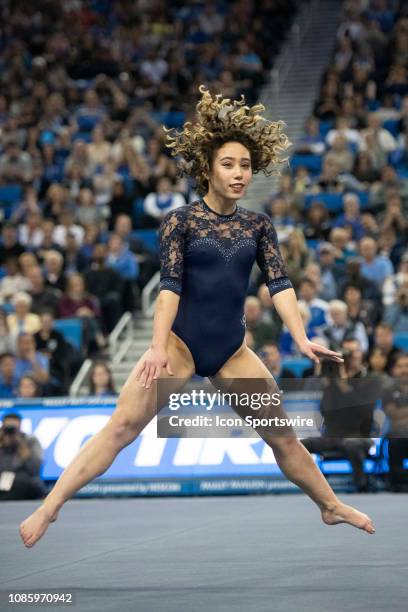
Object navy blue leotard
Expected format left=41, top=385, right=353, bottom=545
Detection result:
left=158, top=197, right=293, bottom=377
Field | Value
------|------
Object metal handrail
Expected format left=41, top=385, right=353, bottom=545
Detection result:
left=266, top=0, right=319, bottom=110
left=109, top=311, right=133, bottom=358
left=70, top=311, right=133, bottom=396
left=141, top=270, right=160, bottom=317
left=69, top=358, right=92, bottom=397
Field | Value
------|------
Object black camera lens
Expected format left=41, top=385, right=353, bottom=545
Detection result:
left=3, top=425, right=18, bottom=435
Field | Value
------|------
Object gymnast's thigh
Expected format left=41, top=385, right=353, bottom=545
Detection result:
left=111, top=330, right=196, bottom=431
left=209, top=343, right=294, bottom=437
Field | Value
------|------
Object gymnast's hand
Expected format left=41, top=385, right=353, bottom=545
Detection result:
left=135, top=346, right=175, bottom=389
left=297, top=339, right=344, bottom=365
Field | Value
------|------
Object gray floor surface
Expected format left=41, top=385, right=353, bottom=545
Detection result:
left=0, top=493, right=407, bottom=612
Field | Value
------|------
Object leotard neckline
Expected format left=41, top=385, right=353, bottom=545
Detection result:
left=200, top=197, right=238, bottom=218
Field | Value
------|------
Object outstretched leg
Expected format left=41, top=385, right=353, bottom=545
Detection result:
left=19, top=332, right=195, bottom=547
left=210, top=342, right=375, bottom=534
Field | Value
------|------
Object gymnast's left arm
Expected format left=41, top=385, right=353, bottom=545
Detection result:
left=256, top=214, right=343, bottom=364
left=271, top=288, right=343, bottom=364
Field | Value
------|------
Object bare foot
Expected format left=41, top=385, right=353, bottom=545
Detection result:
left=322, top=502, right=375, bottom=534
left=19, top=506, right=59, bottom=548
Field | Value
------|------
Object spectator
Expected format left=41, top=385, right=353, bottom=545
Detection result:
left=0, top=141, right=33, bottom=182
left=258, top=341, right=296, bottom=390
left=244, top=296, right=280, bottom=351
left=293, top=116, right=326, bottom=155
left=0, top=353, right=19, bottom=398
left=280, top=300, right=318, bottom=357
left=58, top=273, right=105, bottom=353
left=367, top=348, right=391, bottom=389
left=361, top=112, right=398, bottom=170
left=64, top=233, right=88, bottom=274
left=384, top=286, right=408, bottom=333
left=332, top=193, right=366, bottom=241
left=0, top=309, right=13, bottom=354
left=351, top=151, right=381, bottom=186
left=359, top=236, right=394, bottom=290
left=338, top=257, right=382, bottom=303
left=14, top=333, right=49, bottom=388
left=18, top=210, right=44, bottom=248
left=302, top=338, right=378, bottom=493
left=7, top=292, right=41, bottom=339
left=325, top=135, right=355, bottom=173
left=106, top=234, right=139, bottom=281
left=89, top=361, right=116, bottom=397
left=75, top=187, right=106, bottom=227
left=17, top=375, right=41, bottom=399
left=382, top=353, right=408, bottom=492
left=283, top=229, right=311, bottom=288
left=383, top=253, right=408, bottom=307
left=0, top=412, right=46, bottom=500
left=142, top=176, right=186, bottom=227
left=297, top=277, right=328, bottom=327
left=342, top=283, right=380, bottom=338
left=0, top=257, right=31, bottom=303
left=0, top=224, right=24, bottom=266
left=34, top=310, right=78, bottom=394
left=317, top=242, right=345, bottom=301
left=26, top=266, right=60, bottom=316
left=53, top=210, right=85, bottom=248
left=303, top=201, right=331, bottom=241
left=84, top=244, right=124, bottom=333
left=256, top=284, right=283, bottom=334
left=321, top=299, right=368, bottom=353
left=35, top=219, right=64, bottom=264
left=43, top=250, right=66, bottom=292
left=86, top=125, right=112, bottom=167
left=372, top=322, right=400, bottom=374
left=264, top=197, right=295, bottom=241
left=113, top=214, right=159, bottom=288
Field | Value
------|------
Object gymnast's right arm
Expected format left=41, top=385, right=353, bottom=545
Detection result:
left=134, top=209, right=186, bottom=388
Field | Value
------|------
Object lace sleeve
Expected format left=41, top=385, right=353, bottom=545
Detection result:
left=256, top=213, right=293, bottom=297
left=158, top=208, right=187, bottom=295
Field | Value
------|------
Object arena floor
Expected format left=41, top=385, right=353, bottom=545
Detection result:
left=1, top=493, right=406, bottom=612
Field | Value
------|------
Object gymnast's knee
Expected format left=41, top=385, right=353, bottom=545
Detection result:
left=106, top=412, right=144, bottom=447
left=267, top=436, right=300, bottom=455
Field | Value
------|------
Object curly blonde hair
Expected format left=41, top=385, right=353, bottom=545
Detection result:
left=164, top=85, right=292, bottom=195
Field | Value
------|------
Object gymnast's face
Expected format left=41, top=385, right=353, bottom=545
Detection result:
left=207, top=141, right=252, bottom=201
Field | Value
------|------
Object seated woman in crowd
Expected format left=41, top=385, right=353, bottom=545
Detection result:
left=57, top=273, right=105, bottom=355
left=88, top=361, right=116, bottom=397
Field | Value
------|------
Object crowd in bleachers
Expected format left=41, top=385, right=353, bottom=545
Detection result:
left=244, top=0, right=408, bottom=378
left=0, top=0, right=407, bottom=401
left=0, top=0, right=300, bottom=398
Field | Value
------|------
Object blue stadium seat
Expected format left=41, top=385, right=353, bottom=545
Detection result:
left=150, top=111, right=185, bottom=128
left=318, top=119, right=334, bottom=136
left=282, top=357, right=313, bottom=377
left=76, top=115, right=102, bottom=132
left=72, top=131, right=93, bottom=143
left=0, top=184, right=23, bottom=204
left=394, top=332, right=408, bottom=352
left=304, top=192, right=343, bottom=212
left=132, top=198, right=145, bottom=226
left=289, top=154, right=323, bottom=174
left=54, top=318, right=83, bottom=350
left=382, top=119, right=400, bottom=137
left=133, top=229, right=158, bottom=251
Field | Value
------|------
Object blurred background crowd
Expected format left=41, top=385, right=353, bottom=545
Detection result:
left=0, top=0, right=407, bottom=401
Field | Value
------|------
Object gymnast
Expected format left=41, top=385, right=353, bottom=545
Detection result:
left=19, top=86, right=375, bottom=547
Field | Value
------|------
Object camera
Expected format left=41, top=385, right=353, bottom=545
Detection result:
left=2, top=425, right=18, bottom=435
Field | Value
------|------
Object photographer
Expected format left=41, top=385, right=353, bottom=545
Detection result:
left=301, top=339, right=379, bottom=492
left=382, top=353, right=408, bottom=492
left=384, top=287, right=408, bottom=333
left=0, top=412, right=46, bottom=500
